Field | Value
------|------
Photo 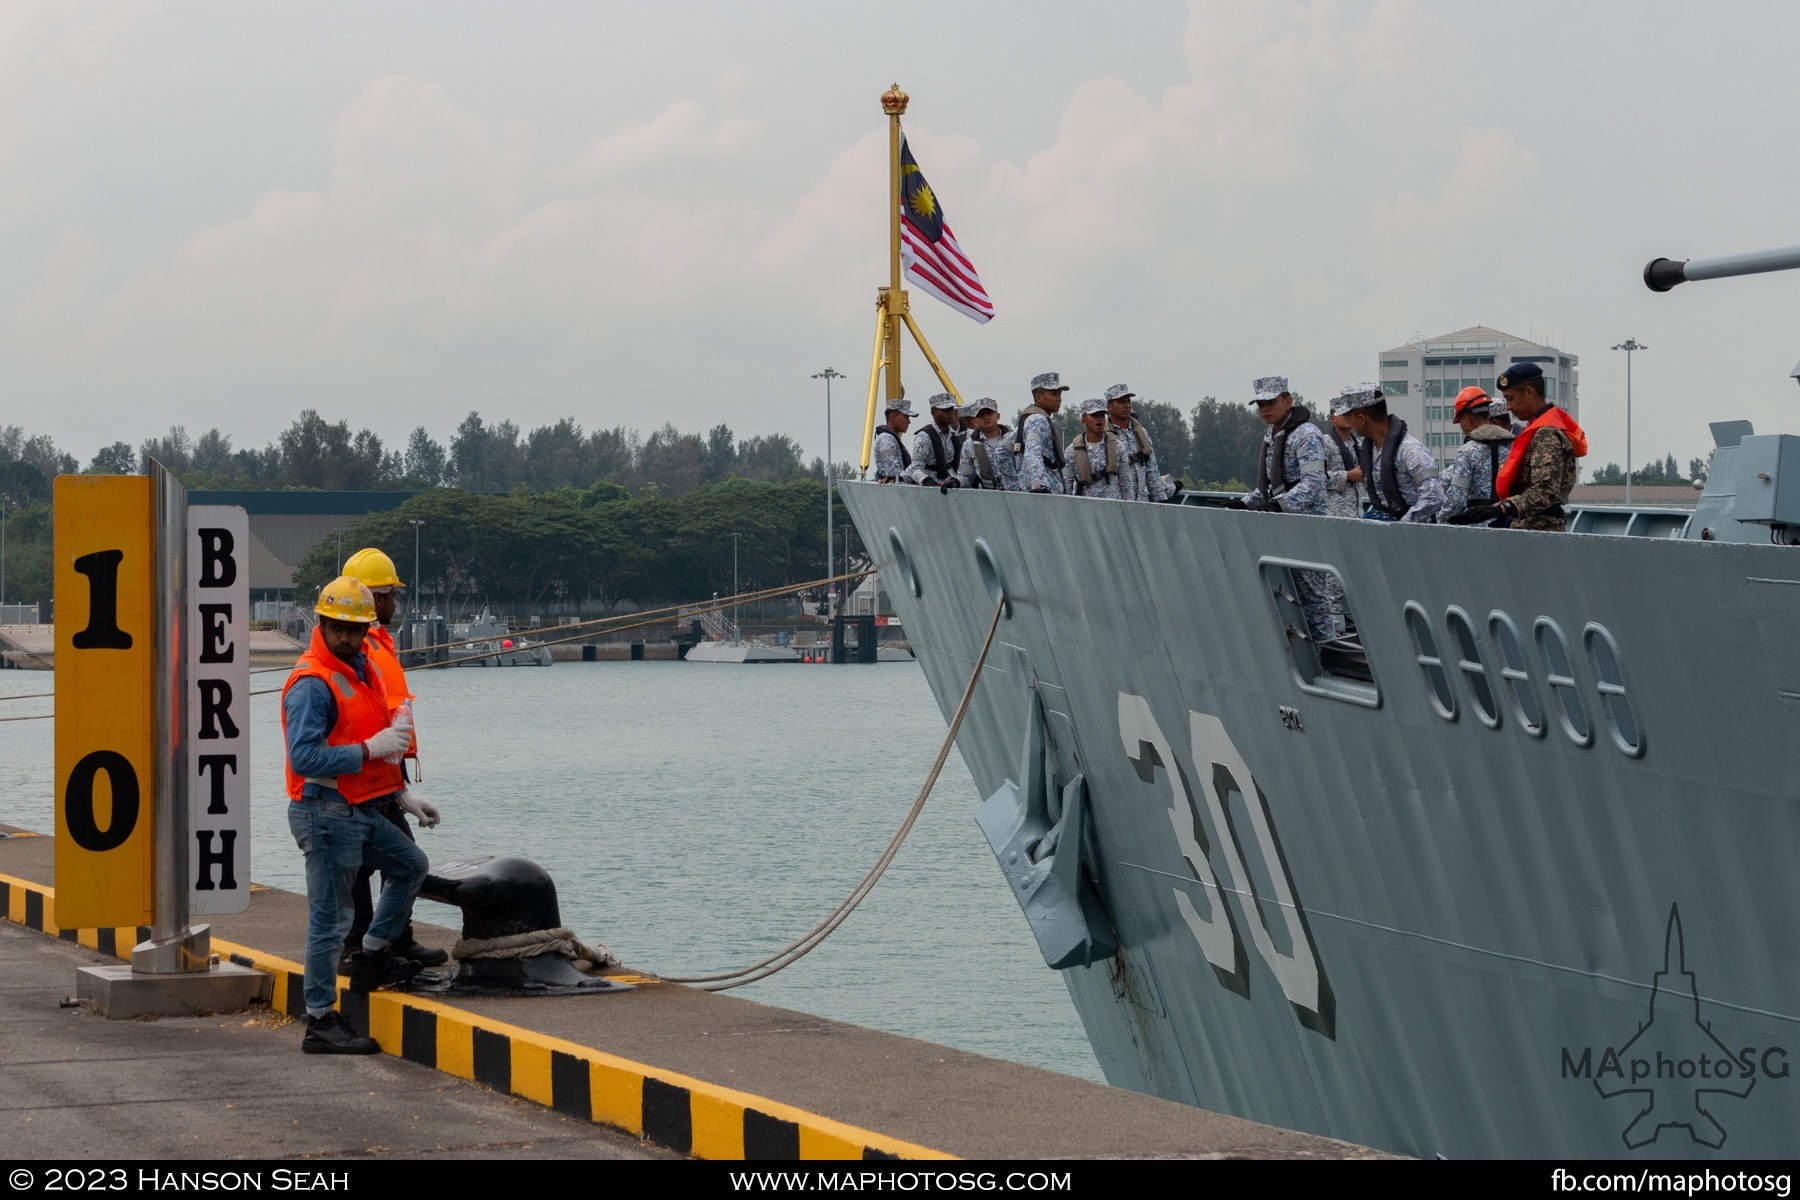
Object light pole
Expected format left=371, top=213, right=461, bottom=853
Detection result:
left=729, top=532, right=741, bottom=641
left=0, top=496, right=9, bottom=611
left=335, top=529, right=344, bottom=573
left=813, top=367, right=844, bottom=617
left=1612, top=339, right=1647, bottom=505
left=409, top=519, right=424, bottom=618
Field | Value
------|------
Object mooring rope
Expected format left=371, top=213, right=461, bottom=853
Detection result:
left=454, top=927, right=620, bottom=971
left=659, top=594, right=1007, bottom=992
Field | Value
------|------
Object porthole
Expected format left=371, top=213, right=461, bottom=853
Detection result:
left=1444, top=607, right=1499, bottom=729
left=1533, top=618, right=1593, bottom=748
left=1584, top=623, right=1645, bottom=758
left=1487, top=612, right=1546, bottom=738
left=1404, top=602, right=1456, bottom=720
left=888, top=527, right=922, bottom=598
left=974, top=538, right=1010, bottom=618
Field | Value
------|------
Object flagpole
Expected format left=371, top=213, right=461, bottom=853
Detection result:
left=882, top=82, right=907, bottom=407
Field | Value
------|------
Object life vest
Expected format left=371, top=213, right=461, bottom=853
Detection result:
left=1356, top=417, right=1414, bottom=519
left=1111, top=417, right=1155, bottom=465
left=365, top=623, right=417, bottom=759
left=1011, top=405, right=1065, bottom=471
left=1255, top=405, right=1314, bottom=499
left=281, top=626, right=406, bottom=803
left=1326, top=424, right=1362, bottom=507
left=1067, top=433, right=1123, bottom=493
left=1495, top=405, right=1587, bottom=500
left=921, top=424, right=956, bottom=482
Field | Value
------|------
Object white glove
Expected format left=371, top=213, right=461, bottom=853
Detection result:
left=362, top=725, right=410, bottom=761
left=397, top=788, right=441, bottom=830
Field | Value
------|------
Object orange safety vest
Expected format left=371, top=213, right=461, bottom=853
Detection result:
left=281, top=626, right=406, bottom=803
left=365, top=623, right=418, bottom=759
left=1496, top=404, right=1588, bottom=500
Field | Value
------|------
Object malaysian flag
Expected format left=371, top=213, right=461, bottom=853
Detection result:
left=899, top=136, right=994, bottom=324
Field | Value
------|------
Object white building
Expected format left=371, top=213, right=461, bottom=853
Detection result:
left=1376, top=327, right=1579, bottom=469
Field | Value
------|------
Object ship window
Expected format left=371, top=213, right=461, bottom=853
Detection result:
left=1487, top=612, right=1545, bottom=737
left=1444, top=607, right=1500, bottom=728
left=888, top=527, right=922, bottom=598
left=1258, top=558, right=1379, bottom=709
left=1533, top=618, right=1593, bottom=747
left=1404, top=602, right=1456, bottom=720
left=1583, top=623, right=1644, bottom=758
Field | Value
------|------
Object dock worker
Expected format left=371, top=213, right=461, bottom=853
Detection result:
left=341, top=547, right=447, bottom=971
left=873, top=398, right=915, bottom=483
left=1471, top=360, right=1588, bottom=532
left=1438, top=387, right=1515, bottom=526
left=951, top=398, right=1022, bottom=491
left=1230, top=376, right=1328, bottom=515
left=282, top=576, right=430, bottom=1055
left=1103, top=384, right=1171, bottom=502
left=1323, top=395, right=1365, bottom=519
left=1063, top=398, right=1135, bottom=499
left=1014, top=372, right=1068, bottom=494
left=907, top=393, right=962, bottom=487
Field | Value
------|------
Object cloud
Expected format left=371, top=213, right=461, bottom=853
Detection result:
left=565, top=100, right=764, bottom=176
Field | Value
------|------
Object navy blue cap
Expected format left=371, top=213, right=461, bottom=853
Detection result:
left=1496, top=361, right=1544, bottom=390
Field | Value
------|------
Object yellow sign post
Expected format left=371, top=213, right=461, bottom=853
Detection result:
left=53, top=475, right=156, bottom=928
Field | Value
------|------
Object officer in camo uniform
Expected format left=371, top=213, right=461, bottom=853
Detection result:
left=1471, top=360, right=1587, bottom=532
left=1323, top=394, right=1366, bottom=519
left=906, top=393, right=962, bottom=486
left=1014, top=372, right=1068, bottom=495
left=1340, top=383, right=1444, bottom=523
left=1062, top=398, right=1136, bottom=500
left=872, top=398, right=915, bottom=483
left=952, top=399, right=1022, bottom=491
left=1438, top=386, right=1514, bottom=524
left=1227, top=376, right=1339, bottom=638
left=1102, top=384, right=1172, bottom=502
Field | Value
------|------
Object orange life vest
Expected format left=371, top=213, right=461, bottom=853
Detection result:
left=1496, top=404, right=1587, bottom=500
left=281, top=626, right=406, bottom=803
left=365, top=623, right=417, bottom=759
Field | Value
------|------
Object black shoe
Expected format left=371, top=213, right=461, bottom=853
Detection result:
left=390, top=936, right=449, bottom=968
left=347, top=947, right=425, bottom=992
left=301, top=1011, right=380, bottom=1055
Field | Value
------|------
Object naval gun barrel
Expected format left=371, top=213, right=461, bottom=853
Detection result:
left=1645, top=244, right=1800, bottom=291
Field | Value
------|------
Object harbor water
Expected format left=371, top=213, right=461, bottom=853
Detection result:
left=0, top=661, right=1103, bottom=1083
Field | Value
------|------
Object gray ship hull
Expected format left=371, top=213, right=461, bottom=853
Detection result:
left=842, top=481, right=1798, bottom=1160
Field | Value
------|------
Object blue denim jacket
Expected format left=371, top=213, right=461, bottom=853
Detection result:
left=284, top=652, right=373, bottom=797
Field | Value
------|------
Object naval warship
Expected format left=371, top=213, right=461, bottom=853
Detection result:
left=840, top=246, right=1800, bottom=1159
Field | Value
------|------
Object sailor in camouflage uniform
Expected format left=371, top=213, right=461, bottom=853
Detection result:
left=1103, top=384, right=1171, bottom=502
left=952, top=399, right=1022, bottom=491
left=1339, top=383, right=1444, bottom=523
left=906, top=393, right=962, bottom=487
left=1438, top=386, right=1514, bottom=525
left=1063, top=398, right=1136, bottom=500
left=1014, top=372, right=1068, bottom=495
left=872, top=398, right=915, bottom=483
left=1323, top=394, right=1365, bottom=519
left=1228, top=376, right=1339, bottom=638
left=1475, top=361, right=1587, bottom=532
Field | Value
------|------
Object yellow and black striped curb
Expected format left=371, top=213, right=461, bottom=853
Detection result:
left=1, top=872, right=952, bottom=1161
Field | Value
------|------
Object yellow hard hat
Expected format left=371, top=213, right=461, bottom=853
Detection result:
left=343, top=547, right=404, bottom=590
left=315, top=575, right=378, bottom=624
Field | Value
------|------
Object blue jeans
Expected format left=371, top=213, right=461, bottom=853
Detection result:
left=287, top=793, right=429, bottom=1016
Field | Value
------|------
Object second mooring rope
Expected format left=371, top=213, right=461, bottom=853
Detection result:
left=660, top=595, right=1007, bottom=992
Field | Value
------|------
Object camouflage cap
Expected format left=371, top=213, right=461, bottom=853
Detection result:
left=1328, top=393, right=1354, bottom=418
left=928, top=392, right=957, bottom=410
left=884, top=397, right=917, bottom=416
left=1337, top=383, right=1384, bottom=412
left=969, top=397, right=1000, bottom=416
left=1251, top=375, right=1289, bottom=405
left=1029, top=372, right=1070, bottom=392
left=1079, top=397, right=1108, bottom=416
left=1103, top=383, right=1135, bottom=402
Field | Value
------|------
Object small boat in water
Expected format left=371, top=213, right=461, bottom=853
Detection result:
left=448, top=611, right=552, bottom=667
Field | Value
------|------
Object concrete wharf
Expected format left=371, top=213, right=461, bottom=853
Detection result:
left=0, top=827, right=1385, bottom=1161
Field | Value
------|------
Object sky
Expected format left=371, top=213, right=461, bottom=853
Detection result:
left=5, top=0, right=1800, bottom=473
